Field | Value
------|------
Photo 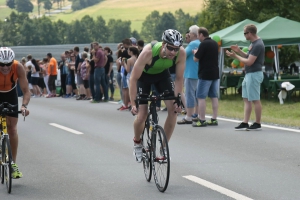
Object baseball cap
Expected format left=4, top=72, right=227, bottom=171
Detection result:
left=130, top=37, right=137, bottom=45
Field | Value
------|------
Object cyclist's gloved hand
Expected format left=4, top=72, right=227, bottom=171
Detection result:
left=131, top=106, right=138, bottom=116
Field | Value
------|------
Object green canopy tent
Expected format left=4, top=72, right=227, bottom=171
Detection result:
left=221, top=16, right=300, bottom=73
left=211, top=19, right=259, bottom=39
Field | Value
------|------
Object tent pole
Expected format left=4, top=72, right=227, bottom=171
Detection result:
left=218, top=48, right=224, bottom=99
left=271, top=46, right=279, bottom=74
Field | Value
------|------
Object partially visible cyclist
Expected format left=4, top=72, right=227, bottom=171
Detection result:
left=0, top=47, right=30, bottom=178
left=129, top=29, right=186, bottom=162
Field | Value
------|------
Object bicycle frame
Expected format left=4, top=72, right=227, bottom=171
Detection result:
left=137, top=92, right=182, bottom=192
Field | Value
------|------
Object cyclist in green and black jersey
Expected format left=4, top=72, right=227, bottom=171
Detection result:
left=129, top=29, right=186, bottom=163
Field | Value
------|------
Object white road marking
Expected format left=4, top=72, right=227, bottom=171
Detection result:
left=110, top=101, right=300, bottom=132
left=183, top=175, right=253, bottom=200
left=213, top=116, right=300, bottom=133
left=49, top=123, right=84, bottom=135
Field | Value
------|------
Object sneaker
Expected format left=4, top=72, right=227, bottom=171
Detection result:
left=161, top=107, right=167, bottom=111
left=192, top=120, right=207, bottom=127
left=119, top=106, right=129, bottom=111
left=76, top=96, right=83, bottom=100
left=109, top=97, right=114, bottom=101
left=235, top=122, right=249, bottom=131
left=90, top=100, right=100, bottom=103
left=177, top=118, right=193, bottom=125
left=118, top=100, right=123, bottom=104
left=64, top=94, right=71, bottom=98
left=207, top=119, right=218, bottom=126
left=11, top=163, right=23, bottom=179
left=133, top=143, right=143, bottom=163
left=192, top=117, right=200, bottom=122
left=191, top=113, right=198, bottom=118
left=247, top=122, right=262, bottom=131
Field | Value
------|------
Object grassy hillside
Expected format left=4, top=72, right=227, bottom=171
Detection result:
left=0, top=0, right=205, bottom=32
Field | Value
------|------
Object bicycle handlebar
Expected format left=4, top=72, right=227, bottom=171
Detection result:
left=135, top=91, right=183, bottom=110
left=0, top=102, right=26, bottom=121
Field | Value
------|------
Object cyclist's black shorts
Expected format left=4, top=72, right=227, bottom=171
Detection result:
left=0, top=87, right=18, bottom=118
left=137, top=70, right=174, bottom=104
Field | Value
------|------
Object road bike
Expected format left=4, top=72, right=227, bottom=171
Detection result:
left=0, top=102, right=24, bottom=194
left=135, top=91, right=182, bottom=192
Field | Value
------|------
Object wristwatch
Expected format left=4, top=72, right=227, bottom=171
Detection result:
left=22, top=104, right=27, bottom=109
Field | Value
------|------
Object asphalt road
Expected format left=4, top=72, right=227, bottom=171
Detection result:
left=0, top=97, right=300, bottom=199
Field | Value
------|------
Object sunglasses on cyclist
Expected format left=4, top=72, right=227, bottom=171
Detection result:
left=0, top=61, right=13, bottom=67
left=166, top=45, right=180, bottom=52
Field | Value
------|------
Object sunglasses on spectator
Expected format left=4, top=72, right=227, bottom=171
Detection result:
left=166, top=45, right=180, bottom=52
left=0, top=61, right=13, bottom=67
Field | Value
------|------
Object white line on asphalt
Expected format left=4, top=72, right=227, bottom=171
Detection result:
left=110, top=101, right=300, bottom=133
left=183, top=175, right=253, bottom=200
left=213, top=116, right=300, bottom=133
left=49, top=123, right=84, bottom=135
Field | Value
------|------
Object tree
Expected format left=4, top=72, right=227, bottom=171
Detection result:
left=6, top=0, right=15, bottom=9
left=35, top=16, right=59, bottom=45
left=155, top=12, right=176, bottom=40
left=107, top=19, right=131, bottom=43
left=140, top=11, right=160, bottom=42
left=71, top=0, right=82, bottom=11
left=93, top=16, right=109, bottom=43
left=80, top=15, right=95, bottom=42
left=37, top=0, right=46, bottom=17
left=174, top=9, right=195, bottom=34
left=15, top=0, right=33, bottom=13
left=19, top=19, right=37, bottom=45
left=54, top=20, right=69, bottom=44
left=131, top=30, right=140, bottom=41
left=67, top=20, right=87, bottom=44
left=44, top=0, right=53, bottom=14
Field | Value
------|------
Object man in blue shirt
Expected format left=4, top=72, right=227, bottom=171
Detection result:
left=177, top=25, right=200, bottom=124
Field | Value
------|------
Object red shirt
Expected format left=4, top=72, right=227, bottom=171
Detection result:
left=94, top=49, right=106, bottom=68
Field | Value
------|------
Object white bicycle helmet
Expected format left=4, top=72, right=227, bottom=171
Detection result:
left=162, top=29, right=183, bottom=47
left=0, top=47, right=15, bottom=64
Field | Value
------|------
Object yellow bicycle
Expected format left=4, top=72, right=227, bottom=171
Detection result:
left=0, top=102, right=23, bottom=193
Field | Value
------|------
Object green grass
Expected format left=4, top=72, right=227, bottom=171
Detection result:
left=112, top=87, right=300, bottom=128
left=0, top=0, right=204, bottom=32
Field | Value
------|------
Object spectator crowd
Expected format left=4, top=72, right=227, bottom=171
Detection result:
left=17, top=25, right=224, bottom=128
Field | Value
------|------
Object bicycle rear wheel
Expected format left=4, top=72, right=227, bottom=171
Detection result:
left=1, top=136, right=12, bottom=193
left=151, top=125, right=170, bottom=192
left=142, top=115, right=152, bottom=182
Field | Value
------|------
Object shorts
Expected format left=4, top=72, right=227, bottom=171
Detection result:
left=122, top=75, right=128, bottom=89
left=196, top=78, right=219, bottom=99
left=137, top=71, right=174, bottom=105
left=66, top=74, right=72, bottom=85
left=83, top=80, right=89, bottom=89
left=31, top=77, right=39, bottom=85
left=77, top=73, right=83, bottom=85
left=184, top=78, right=198, bottom=108
left=0, top=88, right=18, bottom=118
left=242, top=71, right=263, bottom=101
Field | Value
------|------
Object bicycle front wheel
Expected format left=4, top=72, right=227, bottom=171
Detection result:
left=142, top=115, right=152, bottom=182
left=151, top=125, right=170, bottom=192
left=1, top=135, right=12, bottom=193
